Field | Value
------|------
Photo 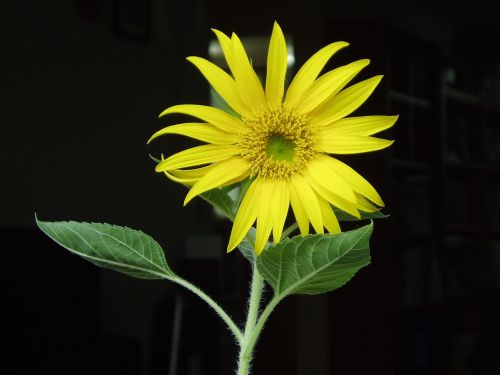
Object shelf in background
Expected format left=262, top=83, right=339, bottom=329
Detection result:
left=445, top=86, right=481, bottom=104
left=389, top=90, right=432, bottom=108
left=390, top=158, right=433, bottom=172
left=444, top=159, right=500, bottom=175
left=445, top=86, right=500, bottom=112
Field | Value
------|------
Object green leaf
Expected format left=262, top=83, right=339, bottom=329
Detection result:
left=36, top=217, right=174, bottom=279
left=199, top=186, right=236, bottom=221
left=210, top=88, right=240, bottom=118
left=334, top=207, right=388, bottom=222
left=257, top=222, right=373, bottom=297
left=237, top=227, right=257, bottom=262
left=237, top=178, right=252, bottom=206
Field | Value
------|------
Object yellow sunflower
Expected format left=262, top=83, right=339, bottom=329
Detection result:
left=149, top=22, right=397, bottom=255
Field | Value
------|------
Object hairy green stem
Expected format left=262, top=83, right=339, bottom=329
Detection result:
left=237, top=261, right=265, bottom=375
left=170, top=276, right=243, bottom=343
left=244, top=294, right=282, bottom=361
left=281, top=223, right=298, bottom=239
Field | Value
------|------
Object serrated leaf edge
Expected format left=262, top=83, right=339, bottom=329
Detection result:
left=36, top=218, right=174, bottom=278
left=259, top=223, right=373, bottom=298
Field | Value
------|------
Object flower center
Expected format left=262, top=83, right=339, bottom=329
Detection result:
left=239, top=106, right=315, bottom=180
left=266, top=135, right=296, bottom=161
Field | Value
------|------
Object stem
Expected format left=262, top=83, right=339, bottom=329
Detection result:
left=237, top=261, right=265, bottom=375
left=281, top=223, right=298, bottom=239
left=244, top=294, right=282, bottom=360
left=170, top=276, right=243, bottom=343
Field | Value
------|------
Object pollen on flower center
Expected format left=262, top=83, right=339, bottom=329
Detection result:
left=239, top=106, right=315, bottom=179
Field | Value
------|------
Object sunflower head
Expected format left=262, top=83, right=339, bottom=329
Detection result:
left=239, top=106, right=314, bottom=179
left=149, top=22, right=397, bottom=255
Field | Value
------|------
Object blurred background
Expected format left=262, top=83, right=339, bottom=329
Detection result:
left=3, top=0, right=500, bottom=374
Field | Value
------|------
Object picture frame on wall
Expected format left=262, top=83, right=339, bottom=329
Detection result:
left=113, top=0, right=150, bottom=42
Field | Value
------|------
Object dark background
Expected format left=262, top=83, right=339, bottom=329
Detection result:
left=3, top=0, right=500, bottom=374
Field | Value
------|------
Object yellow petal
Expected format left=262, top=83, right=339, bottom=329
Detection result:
left=265, top=22, right=288, bottom=105
left=306, top=157, right=357, bottom=203
left=296, top=59, right=370, bottom=114
left=311, top=75, right=383, bottom=126
left=220, top=175, right=249, bottom=188
left=184, top=158, right=250, bottom=205
left=213, top=29, right=268, bottom=113
left=186, top=56, right=251, bottom=116
left=169, top=165, right=214, bottom=180
left=284, top=41, right=349, bottom=108
left=148, top=122, right=239, bottom=145
left=271, top=179, right=289, bottom=243
left=255, top=180, right=275, bottom=254
left=289, top=181, right=309, bottom=235
left=155, top=144, right=240, bottom=171
left=290, top=174, right=323, bottom=234
left=356, top=193, right=380, bottom=212
left=317, top=197, right=341, bottom=233
left=319, top=115, right=398, bottom=135
left=307, top=174, right=361, bottom=218
left=319, top=155, right=384, bottom=206
left=227, top=179, right=260, bottom=252
left=159, top=104, right=244, bottom=134
left=230, top=33, right=267, bottom=112
left=163, top=171, right=194, bottom=185
left=315, top=135, right=394, bottom=154
left=211, top=29, right=235, bottom=71
left=163, top=164, right=217, bottom=185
